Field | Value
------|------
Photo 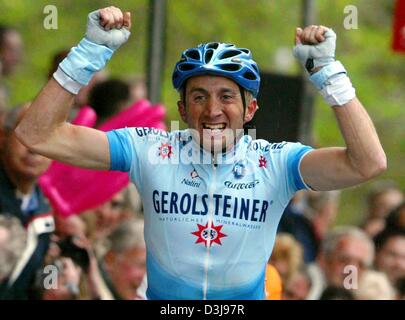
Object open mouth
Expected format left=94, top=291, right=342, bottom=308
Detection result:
left=202, top=123, right=227, bottom=134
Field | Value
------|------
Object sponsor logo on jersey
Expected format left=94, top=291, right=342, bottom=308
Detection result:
left=258, top=155, right=267, bottom=168
left=191, top=222, right=227, bottom=247
left=159, top=143, right=173, bottom=159
left=152, top=190, right=269, bottom=223
left=135, top=127, right=170, bottom=138
left=181, top=169, right=201, bottom=188
left=190, top=169, right=199, bottom=179
left=233, top=161, right=246, bottom=179
left=224, top=179, right=260, bottom=190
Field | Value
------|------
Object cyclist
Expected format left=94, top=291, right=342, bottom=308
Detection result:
left=16, top=6, right=386, bottom=299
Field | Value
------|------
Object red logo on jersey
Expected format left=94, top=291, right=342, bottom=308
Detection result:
left=159, top=143, right=173, bottom=159
left=191, top=222, right=227, bottom=247
left=259, top=155, right=267, bottom=168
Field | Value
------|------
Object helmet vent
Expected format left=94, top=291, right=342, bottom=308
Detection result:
left=220, top=50, right=241, bottom=60
left=243, top=71, right=257, bottom=80
left=252, top=64, right=259, bottom=73
left=206, top=42, right=219, bottom=49
left=185, top=49, right=200, bottom=60
left=179, top=63, right=197, bottom=71
left=219, top=64, right=241, bottom=72
left=204, top=49, right=214, bottom=63
left=240, top=48, right=250, bottom=54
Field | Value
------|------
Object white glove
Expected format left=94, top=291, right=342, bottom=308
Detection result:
left=292, top=26, right=355, bottom=106
left=85, top=10, right=130, bottom=51
left=54, top=7, right=131, bottom=93
left=293, top=28, right=336, bottom=72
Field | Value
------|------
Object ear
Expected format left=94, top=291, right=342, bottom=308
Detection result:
left=177, top=100, right=187, bottom=123
left=243, top=99, right=258, bottom=124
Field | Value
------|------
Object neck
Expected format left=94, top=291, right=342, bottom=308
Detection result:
left=3, top=167, right=36, bottom=195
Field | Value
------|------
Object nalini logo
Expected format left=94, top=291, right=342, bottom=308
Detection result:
left=258, top=155, right=267, bottom=168
left=190, top=169, right=199, bottom=179
left=233, top=162, right=246, bottom=179
left=191, top=222, right=227, bottom=247
left=181, top=169, right=201, bottom=188
left=159, top=143, right=173, bottom=159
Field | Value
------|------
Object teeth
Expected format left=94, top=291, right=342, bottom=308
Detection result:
left=203, top=124, right=226, bottom=130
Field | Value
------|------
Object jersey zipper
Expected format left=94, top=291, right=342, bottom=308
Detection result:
left=202, top=158, right=217, bottom=300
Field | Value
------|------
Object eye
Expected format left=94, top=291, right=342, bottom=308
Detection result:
left=222, top=94, right=236, bottom=101
left=193, top=95, right=205, bottom=102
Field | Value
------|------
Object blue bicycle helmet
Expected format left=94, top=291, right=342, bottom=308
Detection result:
left=172, top=42, right=261, bottom=98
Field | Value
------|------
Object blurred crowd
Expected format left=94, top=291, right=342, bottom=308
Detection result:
left=1, top=25, right=404, bottom=300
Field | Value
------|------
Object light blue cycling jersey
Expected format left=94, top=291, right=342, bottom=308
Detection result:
left=106, top=127, right=313, bottom=300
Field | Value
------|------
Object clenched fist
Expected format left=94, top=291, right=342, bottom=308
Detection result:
left=293, top=25, right=336, bottom=73
left=86, top=6, right=131, bottom=51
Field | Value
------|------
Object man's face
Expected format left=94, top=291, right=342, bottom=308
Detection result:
left=178, top=75, right=257, bottom=153
left=282, top=273, right=311, bottom=300
left=0, top=30, right=23, bottom=76
left=108, top=247, right=146, bottom=299
left=93, top=191, right=128, bottom=235
left=323, top=236, right=371, bottom=287
left=370, top=190, right=404, bottom=219
left=375, top=236, right=405, bottom=284
left=2, top=129, right=51, bottom=182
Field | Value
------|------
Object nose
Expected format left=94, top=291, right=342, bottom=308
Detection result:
left=204, top=97, right=223, bottom=119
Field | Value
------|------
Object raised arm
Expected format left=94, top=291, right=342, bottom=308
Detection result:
left=15, top=7, right=131, bottom=170
left=293, top=26, right=386, bottom=191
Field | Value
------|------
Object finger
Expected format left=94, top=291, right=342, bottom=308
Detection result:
left=123, top=11, right=131, bottom=29
left=308, top=27, right=318, bottom=44
left=100, top=9, right=113, bottom=30
left=104, top=8, right=116, bottom=30
left=308, top=25, right=320, bottom=44
left=295, top=27, right=303, bottom=45
left=99, top=8, right=111, bottom=28
left=109, top=6, right=123, bottom=29
left=302, top=25, right=313, bottom=44
left=315, top=26, right=326, bottom=42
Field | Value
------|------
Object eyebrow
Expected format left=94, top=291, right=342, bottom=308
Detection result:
left=188, top=87, right=239, bottom=95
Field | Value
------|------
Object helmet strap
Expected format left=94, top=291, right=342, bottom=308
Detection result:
left=238, top=85, right=246, bottom=118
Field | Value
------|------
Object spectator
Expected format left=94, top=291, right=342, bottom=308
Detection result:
left=362, top=181, right=404, bottom=238
left=0, top=26, right=23, bottom=77
left=33, top=234, right=105, bottom=300
left=319, top=285, right=355, bottom=300
left=374, top=228, right=405, bottom=286
left=395, top=277, right=405, bottom=300
left=269, top=233, right=304, bottom=284
left=264, top=264, right=282, bottom=300
left=0, top=104, right=54, bottom=299
left=0, top=215, right=27, bottom=290
left=54, top=214, right=87, bottom=240
left=385, top=201, right=405, bottom=232
left=88, top=78, right=131, bottom=127
left=282, top=266, right=312, bottom=300
left=101, top=218, right=146, bottom=300
left=81, top=188, right=134, bottom=258
left=0, top=26, right=23, bottom=116
left=306, top=226, right=374, bottom=300
left=278, top=190, right=340, bottom=263
left=126, top=75, right=147, bottom=104
left=354, top=270, right=395, bottom=300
